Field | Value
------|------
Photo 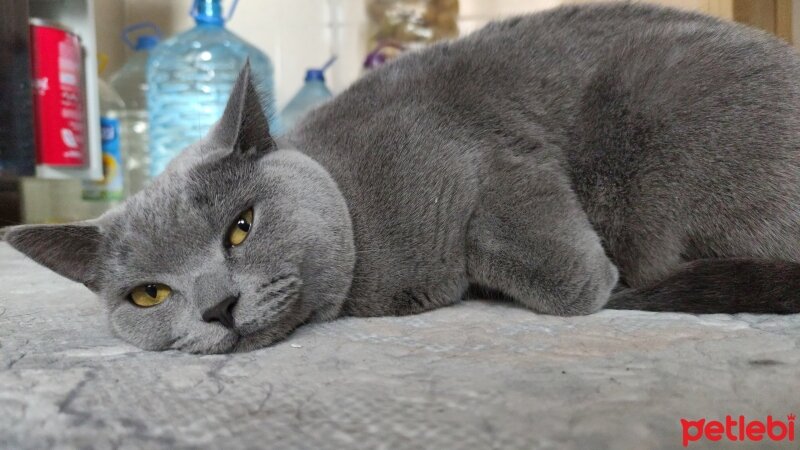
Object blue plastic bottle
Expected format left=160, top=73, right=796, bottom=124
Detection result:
left=281, top=58, right=336, bottom=132
left=147, top=0, right=278, bottom=176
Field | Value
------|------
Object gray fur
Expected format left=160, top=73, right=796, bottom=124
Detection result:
left=6, top=3, right=800, bottom=353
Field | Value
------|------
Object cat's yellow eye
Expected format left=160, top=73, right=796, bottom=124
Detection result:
left=227, top=208, right=254, bottom=247
left=130, top=283, right=171, bottom=307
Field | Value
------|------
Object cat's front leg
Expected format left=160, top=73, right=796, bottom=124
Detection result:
left=466, top=159, right=618, bottom=315
left=344, top=270, right=467, bottom=317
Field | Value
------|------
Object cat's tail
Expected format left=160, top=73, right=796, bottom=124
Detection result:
left=605, top=258, right=800, bottom=314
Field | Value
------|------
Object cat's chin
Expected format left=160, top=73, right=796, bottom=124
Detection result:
left=231, top=320, right=300, bottom=353
left=207, top=334, right=242, bottom=354
left=232, top=331, right=283, bottom=353
left=167, top=318, right=302, bottom=354
left=231, top=311, right=305, bottom=353
left=232, top=334, right=267, bottom=353
left=167, top=329, right=241, bottom=354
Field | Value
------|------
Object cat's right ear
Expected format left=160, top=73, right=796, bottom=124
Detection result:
left=3, top=223, right=102, bottom=289
left=211, top=60, right=275, bottom=156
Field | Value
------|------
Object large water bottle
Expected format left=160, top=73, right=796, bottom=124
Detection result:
left=110, top=22, right=160, bottom=195
left=281, top=57, right=336, bottom=132
left=147, top=0, right=279, bottom=176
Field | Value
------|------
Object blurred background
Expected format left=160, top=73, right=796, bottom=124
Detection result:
left=95, top=0, right=800, bottom=106
left=1, top=0, right=798, bottom=226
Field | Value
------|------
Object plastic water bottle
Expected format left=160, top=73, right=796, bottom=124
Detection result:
left=147, top=0, right=278, bottom=176
left=82, top=78, right=125, bottom=217
left=281, top=57, right=336, bottom=132
left=109, top=22, right=160, bottom=195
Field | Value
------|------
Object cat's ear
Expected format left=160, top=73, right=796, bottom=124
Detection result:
left=212, top=60, right=275, bottom=155
left=3, top=223, right=102, bottom=289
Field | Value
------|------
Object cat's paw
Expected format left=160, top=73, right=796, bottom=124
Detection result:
left=566, top=259, right=619, bottom=315
left=533, top=258, right=619, bottom=316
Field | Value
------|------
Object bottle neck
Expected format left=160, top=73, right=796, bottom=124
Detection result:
left=193, top=0, right=225, bottom=26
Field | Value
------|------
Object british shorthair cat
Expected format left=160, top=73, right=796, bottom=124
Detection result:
left=6, top=3, right=800, bottom=353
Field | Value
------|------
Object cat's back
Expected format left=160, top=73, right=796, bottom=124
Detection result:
left=295, top=2, right=800, bottom=206
left=452, top=3, right=800, bottom=192
left=459, top=2, right=800, bottom=113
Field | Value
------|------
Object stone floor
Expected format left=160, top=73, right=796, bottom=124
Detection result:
left=1, top=242, right=799, bottom=449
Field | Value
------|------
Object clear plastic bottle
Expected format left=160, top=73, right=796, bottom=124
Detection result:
left=147, top=0, right=279, bottom=176
left=81, top=78, right=125, bottom=218
left=109, top=22, right=160, bottom=196
left=281, top=59, right=336, bottom=132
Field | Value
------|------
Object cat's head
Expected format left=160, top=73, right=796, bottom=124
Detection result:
left=4, top=63, right=355, bottom=353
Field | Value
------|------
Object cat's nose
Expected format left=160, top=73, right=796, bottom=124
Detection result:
left=202, top=296, right=238, bottom=329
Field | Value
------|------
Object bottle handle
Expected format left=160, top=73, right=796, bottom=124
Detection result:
left=189, top=0, right=241, bottom=22
left=121, top=22, right=162, bottom=50
left=320, top=56, right=337, bottom=72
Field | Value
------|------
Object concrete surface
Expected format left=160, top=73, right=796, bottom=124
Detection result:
left=1, top=242, right=799, bottom=449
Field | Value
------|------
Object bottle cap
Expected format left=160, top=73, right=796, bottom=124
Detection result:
left=135, top=35, right=159, bottom=51
left=122, top=22, right=161, bottom=51
left=305, top=69, right=325, bottom=82
left=304, top=56, right=337, bottom=82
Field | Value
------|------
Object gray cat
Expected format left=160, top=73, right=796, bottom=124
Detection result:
left=5, top=3, right=800, bottom=354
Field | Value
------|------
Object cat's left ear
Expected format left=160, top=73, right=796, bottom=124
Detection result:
left=212, top=60, right=275, bottom=155
left=3, top=222, right=103, bottom=290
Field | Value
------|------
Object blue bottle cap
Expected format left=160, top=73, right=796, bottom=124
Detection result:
left=305, top=69, right=325, bottom=82
left=122, top=22, right=162, bottom=51
left=135, top=35, right=159, bottom=51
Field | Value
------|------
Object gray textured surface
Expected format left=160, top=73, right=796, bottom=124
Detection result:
left=1, top=242, right=799, bottom=449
